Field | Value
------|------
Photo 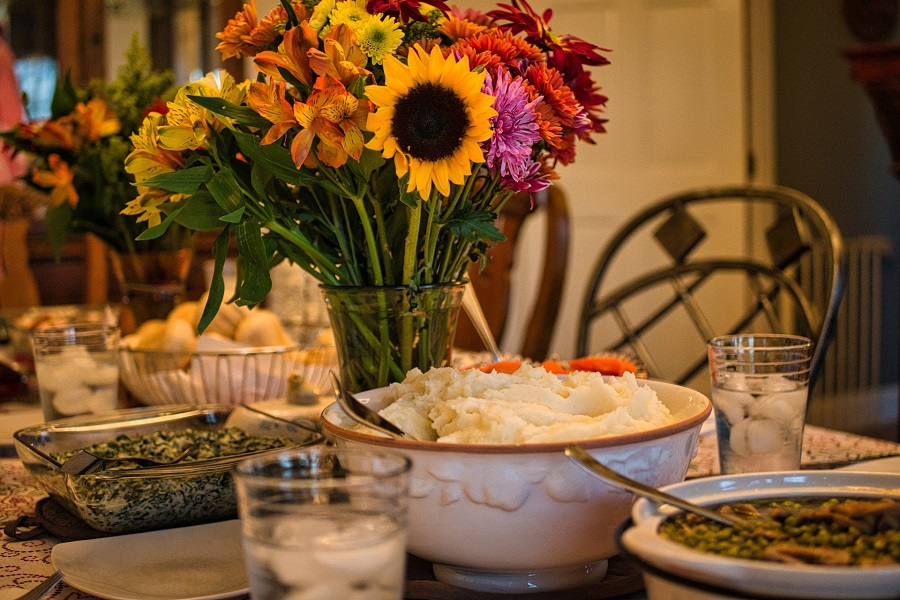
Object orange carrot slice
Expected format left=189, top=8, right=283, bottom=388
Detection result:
left=568, top=356, right=637, bottom=376
left=478, top=360, right=524, bottom=374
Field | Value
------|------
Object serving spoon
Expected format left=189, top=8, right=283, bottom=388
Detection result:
left=329, top=372, right=418, bottom=440
left=565, top=444, right=741, bottom=526
left=60, top=445, right=197, bottom=475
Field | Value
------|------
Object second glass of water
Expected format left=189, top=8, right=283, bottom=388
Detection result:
left=234, top=447, right=411, bottom=600
left=707, top=334, right=812, bottom=474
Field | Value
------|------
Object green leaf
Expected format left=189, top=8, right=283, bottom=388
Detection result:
left=173, top=191, right=228, bottom=231
left=141, top=165, right=213, bottom=194
left=50, top=71, right=79, bottom=119
left=445, top=210, right=506, bottom=244
left=351, top=147, right=386, bottom=181
left=232, top=131, right=343, bottom=195
left=207, top=169, right=246, bottom=214
left=187, top=95, right=272, bottom=129
left=197, top=228, right=232, bottom=333
left=398, top=174, right=420, bottom=209
left=135, top=207, right=183, bottom=240
left=234, top=220, right=272, bottom=305
left=220, top=207, right=245, bottom=224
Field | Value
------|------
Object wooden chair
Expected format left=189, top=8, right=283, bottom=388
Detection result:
left=576, top=184, right=844, bottom=395
left=454, top=185, right=570, bottom=361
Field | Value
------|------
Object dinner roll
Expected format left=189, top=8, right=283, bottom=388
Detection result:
left=233, top=308, right=293, bottom=347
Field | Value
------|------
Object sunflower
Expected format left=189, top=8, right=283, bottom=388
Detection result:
left=365, top=44, right=496, bottom=199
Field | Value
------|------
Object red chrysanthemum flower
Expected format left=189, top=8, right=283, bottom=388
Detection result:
left=488, top=0, right=609, bottom=134
left=452, top=29, right=544, bottom=75
left=366, top=0, right=450, bottom=24
left=487, top=0, right=610, bottom=73
left=569, top=69, right=608, bottom=135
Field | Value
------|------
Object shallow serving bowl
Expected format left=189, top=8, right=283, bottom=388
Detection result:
left=618, top=471, right=900, bottom=600
left=321, top=378, right=711, bottom=594
left=119, top=344, right=337, bottom=406
left=14, top=404, right=324, bottom=533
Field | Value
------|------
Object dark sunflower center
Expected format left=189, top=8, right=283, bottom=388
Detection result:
left=391, top=83, right=469, bottom=162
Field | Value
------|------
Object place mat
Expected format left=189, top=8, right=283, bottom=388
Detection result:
left=404, top=554, right=644, bottom=600
left=27, top=497, right=643, bottom=599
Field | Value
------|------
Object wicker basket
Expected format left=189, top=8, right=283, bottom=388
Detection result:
left=119, top=344, right=337, bottom=406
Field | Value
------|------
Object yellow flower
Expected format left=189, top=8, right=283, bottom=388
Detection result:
left=126, top=113, right=185, bottom=183
left=31, top=154, right=78, bottom=208
left=124, top=112, right=188, bottom=226
left=365, top=44, right=496, bottom=199
left=309, top=0, right=336, bottom=32
left=329, top=0, right=370, bottom=31
left=356, top=14, right=403, bottom=65
left=159, top=70, right=247, bottom=151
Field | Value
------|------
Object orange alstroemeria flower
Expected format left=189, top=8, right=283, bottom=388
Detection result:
left=20, top=119, right=76, bottom=151
left=254, top=23, right=319, bottom=88
left=31, top=154, right=78, bottom=208
left=75, top=98, right=122, bottom=142
left=247, top=79, right=298, bottom=145
left=291, top=75, right=370, bottom=168
left=308, top=24, right=371, bottom=87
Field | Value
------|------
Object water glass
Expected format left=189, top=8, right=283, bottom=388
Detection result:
left=30, top=323, right=121, bottom=421
left=707, top=334, right=812, bottom=474
left=234, top=447, right=412, bottom=600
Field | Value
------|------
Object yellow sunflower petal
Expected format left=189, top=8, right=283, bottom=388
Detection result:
left=427, top=44, right=445, bottom=82
left=407, top=45, right=426, bottom=82
left=365, top=85, right=398, bottom=108
left=383, top=55, right=413, bottom=95
left=432, top=160, right=450, bottom=197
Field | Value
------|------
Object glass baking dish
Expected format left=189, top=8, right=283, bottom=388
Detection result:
left=13, top=404, right=324, bottom=533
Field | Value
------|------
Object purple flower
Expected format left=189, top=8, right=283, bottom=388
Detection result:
left=481, top=69, right=547, bottom=192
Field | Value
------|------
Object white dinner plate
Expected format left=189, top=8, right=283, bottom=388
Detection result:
left=51, top=519, right=248, bottom=600
left=838, top=454, right=900, bottom=473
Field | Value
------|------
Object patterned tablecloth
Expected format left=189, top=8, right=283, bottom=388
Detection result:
left=1, top=426, right=898, bottom=599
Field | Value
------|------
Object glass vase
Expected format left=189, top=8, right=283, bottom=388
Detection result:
left=321, top=283, right=466, bottom=392
left=109, top=246, right=194, bottom=333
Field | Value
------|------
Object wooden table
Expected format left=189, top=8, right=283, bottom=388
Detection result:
left=0, top=425, right=898, bottom=599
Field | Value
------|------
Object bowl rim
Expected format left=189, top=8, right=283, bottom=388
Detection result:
left=321, top=377, right=711, bottom=453
left=618, top=471, right=900, bottom=598
left=13, top=403, right=324, bottom=473
left=118, top=344, right=303, bottom=356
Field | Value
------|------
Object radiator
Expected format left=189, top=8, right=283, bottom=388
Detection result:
left=804, top=235, right=892, bottom=434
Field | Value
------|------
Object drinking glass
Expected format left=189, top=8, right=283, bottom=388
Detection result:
left=234, top=447, right=411, bottom=600
left=30, top=323, right=121, bottom=421
left=707, top=334, right=812, bottom=474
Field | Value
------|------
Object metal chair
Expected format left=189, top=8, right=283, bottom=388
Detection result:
left=455, top=185, right=570, bottom=361
left=576, top=184, right=844, bottom=395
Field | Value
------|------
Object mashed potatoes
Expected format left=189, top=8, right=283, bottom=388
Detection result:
left=379, top=364, right=675, bottom=444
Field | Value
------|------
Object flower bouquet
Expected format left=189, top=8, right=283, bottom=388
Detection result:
left=0, top=37, right=189, bottom=325
left=126, top=0, right=609, bottom=390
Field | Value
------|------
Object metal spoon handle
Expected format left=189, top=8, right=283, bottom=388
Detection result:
left=329, top=372, right=408, bottom=440
left=565, top=445, right=739, bottom=526
left=16, top=570, right=63, bottom=600
left=462, top=282, right=501, bottom=363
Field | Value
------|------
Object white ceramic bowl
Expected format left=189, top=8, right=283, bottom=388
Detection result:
left=619, top=471, right=900, bottom=600
left=321, top=378, right=710, bottom=594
